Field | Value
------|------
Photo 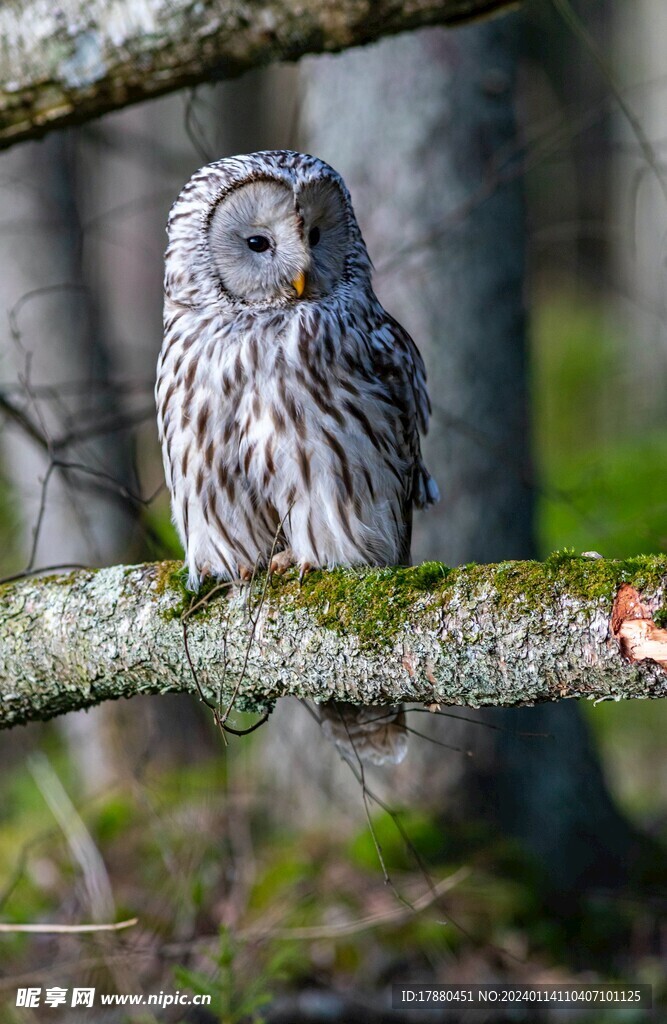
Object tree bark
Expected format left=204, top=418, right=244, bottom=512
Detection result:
left=1, top=556, right=666, bottom=731
left=0, top=0, right=518, bottom=151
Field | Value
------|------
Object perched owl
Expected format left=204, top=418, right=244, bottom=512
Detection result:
left=156, top=151, right=438, bottom=765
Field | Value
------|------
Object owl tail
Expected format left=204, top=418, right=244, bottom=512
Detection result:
left=317, top=701, right=408, bottom=766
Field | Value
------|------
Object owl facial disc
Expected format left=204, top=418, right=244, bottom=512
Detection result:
left=206, top=174, right=350, bottom=305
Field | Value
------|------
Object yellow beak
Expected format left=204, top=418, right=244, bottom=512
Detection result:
left=292, top=270, right=306, bottom=299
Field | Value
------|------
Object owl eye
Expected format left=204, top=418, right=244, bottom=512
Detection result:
left=247, top=235, right=270, bottom=253
left=308, top=226, right=321, bottom=247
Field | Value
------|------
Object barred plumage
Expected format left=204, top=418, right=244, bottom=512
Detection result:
left=156, top=151, right=438, bottom=764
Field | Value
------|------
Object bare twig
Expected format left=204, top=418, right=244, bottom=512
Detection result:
left=0, top=919, right=138, bottom=934
left=240, top=869, right=469, bottom=940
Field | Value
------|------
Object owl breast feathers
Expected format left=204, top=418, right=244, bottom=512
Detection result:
left=156, top=150, right=438, bottom=590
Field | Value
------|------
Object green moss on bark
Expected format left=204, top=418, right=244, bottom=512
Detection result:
left=275, top=562, right=450, bottom=647
left=155, top=563, right=233, bottom=622
left=151, top=554, right=667, bottom=651
left=278, top=554, right=667, bottom=650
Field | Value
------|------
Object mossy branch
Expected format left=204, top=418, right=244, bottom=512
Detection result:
left=0, top=0, right=518, bottom=150
left=1, top=555, right=667, bottom=731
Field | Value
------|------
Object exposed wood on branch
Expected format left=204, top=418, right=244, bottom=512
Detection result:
left=0, top=0, right=518, bottom=150
left=1, top=555, right=667, bottom=732
left=612, top=582, right=667, bottom=670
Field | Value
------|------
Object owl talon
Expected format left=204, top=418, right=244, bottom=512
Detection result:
left=298, top=561, right=313, bottom=585
left=238, top=564, right=253, bottom=582
left=269, top=549, right=294, bottom=576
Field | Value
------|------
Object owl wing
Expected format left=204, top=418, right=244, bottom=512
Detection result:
left=368, top=312, right=439, bottom=562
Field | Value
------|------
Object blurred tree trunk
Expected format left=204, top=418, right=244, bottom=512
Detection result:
left=298, top=16, right=657, bottom=903
left=0, top=130, right=139, bottom=790
left=0, top=132, right=137, bottom=569
left=612, top=0, right=667, bottom=434
left=522, top=0, right=613, bottom=287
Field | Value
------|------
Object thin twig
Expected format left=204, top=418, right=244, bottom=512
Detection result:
left=0, top=919, right=138, bottom=934
left=240, top=869, right=469, bottom=941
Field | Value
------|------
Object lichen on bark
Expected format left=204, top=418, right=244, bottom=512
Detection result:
left=0, top=555, right=666, bottom=732
left=0, top=0, right=520, bottom=150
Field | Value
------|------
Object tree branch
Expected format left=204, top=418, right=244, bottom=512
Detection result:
left=1, top=555, right=667, bottom=731
left=0, top=0, right=518, bottom=150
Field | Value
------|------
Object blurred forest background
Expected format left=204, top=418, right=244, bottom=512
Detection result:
left=1, top=0, right=667, bottom=1020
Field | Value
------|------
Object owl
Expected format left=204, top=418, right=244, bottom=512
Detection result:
left=156, top=151, right=438, bottom=765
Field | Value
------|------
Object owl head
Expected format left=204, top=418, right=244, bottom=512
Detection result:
left=165, top=151, right=372, bottom=311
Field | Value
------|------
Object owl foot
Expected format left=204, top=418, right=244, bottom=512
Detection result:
left=269, top=549, right=294, bottom=576
left=238, top=564, right=254, bottom=582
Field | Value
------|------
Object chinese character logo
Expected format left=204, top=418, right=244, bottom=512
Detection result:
left=16, top=988, right=41, bottom=1008
left=71, top=987, right=95, bottom=1007
left=45, top=987, right=68, bottom=1007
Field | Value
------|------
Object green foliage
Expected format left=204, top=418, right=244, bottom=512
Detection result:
left=533, top=284, right=667, bottom=559
left=0, top=460, right=24, bottom=577
left=541, top=431, right=667, bottom=558
left=142, top=498, right=183, bottom=561
left=0, top=732, right=76, bottom=933
left=173, top=928, right=299, bottom=1024
left=0, top=734, right=661, bottom=1008
left=348, top=809, right=444, bottom=872
left=533, top=290, right=620, bottom=471
left=92, top=794, right=136, bottom=845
